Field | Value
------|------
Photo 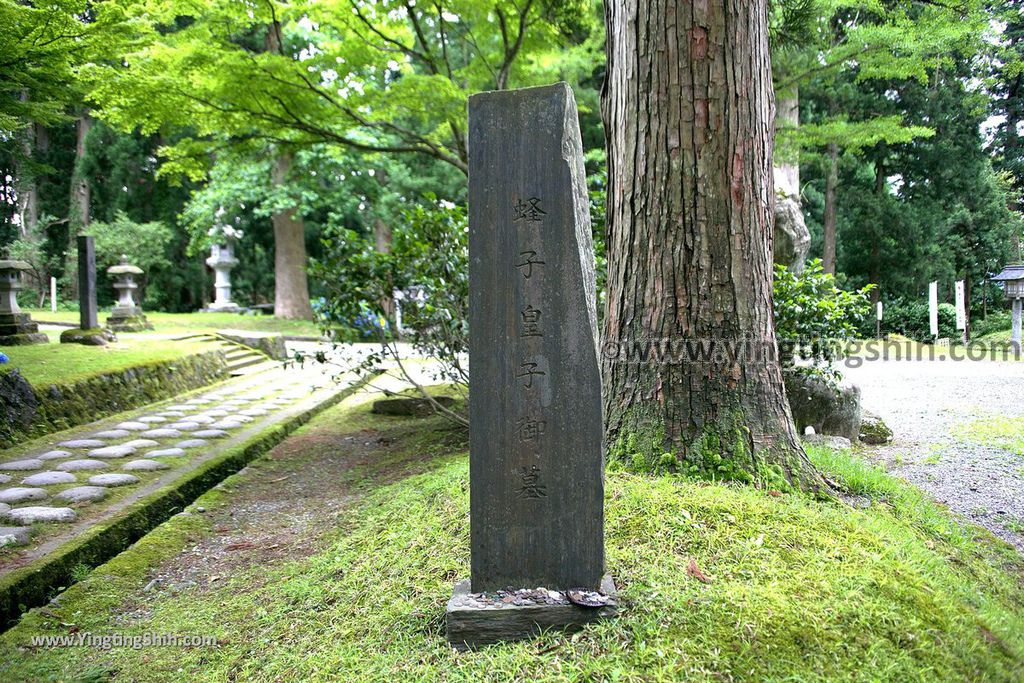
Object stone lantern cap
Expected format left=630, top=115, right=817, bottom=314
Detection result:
left=0, top=259, right=31, bottom=272
left=107, top=255, right=143, bottom=276
left=992, top=264, right=1024, bottom=282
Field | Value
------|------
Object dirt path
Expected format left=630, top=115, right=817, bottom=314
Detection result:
left=845, top=358, right=1024, bottom=551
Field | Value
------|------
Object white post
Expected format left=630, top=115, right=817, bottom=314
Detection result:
left=1013, top=298, right=1023, bottom=352
left=955, top=279, right=966, bottom=343
left=929, top=281, right=939, bottom=340
left=50, top=276, right=57, bottom=313
left=876, top=301, right=883, bottom=339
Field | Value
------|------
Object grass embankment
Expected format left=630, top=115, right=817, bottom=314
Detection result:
left=21, top=309, right=323, bottom=337
left=1, top=394, right=1022, bottom=682
left=0, top=338, right=215, bottom=388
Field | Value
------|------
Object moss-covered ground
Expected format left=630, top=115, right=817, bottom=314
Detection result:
left=21, top=309, right=323, bottom=338
left=0, top=337, right=216, bottom=388
left=1, top=389, right=1022, bottom=682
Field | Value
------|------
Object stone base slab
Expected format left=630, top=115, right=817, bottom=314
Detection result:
left=106, top=314, right=154, bottom=332
left=445, top=575, right=617, bottom=649
left=60, top=328, right=117, bottom=346
left=0, top=332, right=49, bottom=346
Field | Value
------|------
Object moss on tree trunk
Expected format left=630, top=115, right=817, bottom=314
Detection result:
left=602, top=0, right=832, bottom=496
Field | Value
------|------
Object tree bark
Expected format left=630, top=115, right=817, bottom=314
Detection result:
left=602, top=0, right=830, bottom=494
left=822, top=142, right=839, bottom=275
left=71, top=115, right=92, bottom=230
left=270, top=153, right=313, bottom=320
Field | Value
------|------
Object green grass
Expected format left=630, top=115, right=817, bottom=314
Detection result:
left=0, top=337, right=214, bottom=387
left=21, top=308, right=324, bottom=337
left=953, top=414, right=1024, bottom=456
left=2, top=397, right=1022, bottom=682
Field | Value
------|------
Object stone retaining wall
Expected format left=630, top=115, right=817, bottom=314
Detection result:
left=0, top=351, right=228, bottom=448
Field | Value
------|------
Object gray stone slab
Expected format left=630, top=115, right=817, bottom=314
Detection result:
left=56, top=459, right=108, bottom=472
left=137, top=416, right=167, bottom=424
left=166, top=421, right=200, bottom=431
left=38, top=450, right=73, bottom=461
left=122, top=439, right=160, bottom=449
left=183, top=415, right=216, bottom=425
left=56, top=486, right=108, bottom=503
left=467, top=83, right=604, bottom=592
left=0, top=502, right=8, bottom=512
left=226, top=414, right=254, bottom=423
left=115, top=421, right=149, bottom=431
left=147, top=447, right=189, bottom=457
left=77, top=235, right=98, bottom=330
left=88, top=445, right=136, bottom=459
left=210, top=420, right=243, bottom=430
left=239, top=408, right=269, bottom=417
left=0, top=459, right=43, bottom=471
left=122, top=460, right=169, bottom=471
left=172, top=440, right=208, bottom=449
left=140, top=428, right=182, bottom=439
left=185, top=398, right=211, bottom=405
left=445, top=576, right=616, bottom=649
left=87, top=473, right=140, bottom=487
left=58, top=439, right=106, bottom=449
left=4, top=506, right=76, bottom=524
left=157, top=411, right=186, bottom=418
left=0, top=475, right=9, bottom=484
left=22, top=472, right=76, bottom=486
left=93, top=429, right=131, bottom=439
left=201, top=409, right=229, bottom=417
left=0, top=487, right=49, bottom=504
left=0, top=526, right=31, bottom=547
left=164, top=404, right=191, bottom=411
left=192, top=430, right=228, bottom=439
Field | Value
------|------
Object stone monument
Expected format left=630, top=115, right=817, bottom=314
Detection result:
left=0, top=256, right=48, bottom=345
left=205, top=241, right=241, bottom=312
left=106, top=255, right=153, bottom=331
left=445, top=82, right=614, bottom=649
left=60, top=235, right=116, bottom=345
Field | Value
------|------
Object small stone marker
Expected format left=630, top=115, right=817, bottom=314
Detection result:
left=446, top=82, right=612, bottom=649
left=0, top=257, right=49, bottom=345
left=106, top=255, right=154, bottom=331
left=60, top=236, right=116, bottom=346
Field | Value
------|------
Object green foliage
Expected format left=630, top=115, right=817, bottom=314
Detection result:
left=87, top=212, right=174, bottom=307
left=773, top=259, right=873, bottom=365
left=873, top=297, right=958, bottom=342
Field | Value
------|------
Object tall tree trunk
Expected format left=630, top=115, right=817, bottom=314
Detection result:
left=822, top=142, right=839, bottom=275
left=71, top=115, right=92, bottom=231
left=602, top=0, right=829, bottom=494
left=775, top=89, right=800, bottom=198
left=270, top=153, right=313, bottom=320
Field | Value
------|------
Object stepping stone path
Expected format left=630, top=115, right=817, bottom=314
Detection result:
left=57, top=459, right=109, bottom=472
left=147, top=447, right=188, bottom=457
left=141, top=428, right=182, bottom=439
left=58, top=439, right=106, bottom=448
left=122, top=439, right=160, bottom=449
left=123, top=460, right=169, bottom=472
left=116, top=422, right=150, bottom=431
left=93, top=430, right=131, bottom=439
left=56, top=486, right=108, bottom=503
left=240, top=408, right=268, bottom=417
left=39, top=450, right=73, bottom=460
left=88, top=445, right=137, bottom=459
left=4, top=507, right=76, bottom=524
left=166, top=422, right=200, bottom=431
left=211, top=420, right=244, bottom=430
left=185, top=415, right=216, bottom=425
left=88, top=474, right=140, bottom=487
left=137, top=416, right=167, bottom=424
left=0, top=527, right=31, bottom=547
left=0, top=488, right=49, bottom=504
left=0, top=459, right=45, bottom=471
left=22, top=472, right=76, bottom=486
left=202, top=409, right=229, bottom=417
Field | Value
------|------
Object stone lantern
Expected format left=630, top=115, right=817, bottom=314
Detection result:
left=105, top=255, right=153, bottom=332
left=993, top=263, right=1024, bottom=350
left=0, top=258, right=48, bottom=345
left=205, top=241, right=240, bottom=312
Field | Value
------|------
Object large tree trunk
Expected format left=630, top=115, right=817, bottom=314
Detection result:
left=822, top=142, right=839, bottom=275
left=602, top=0, right=830, bottom=494
left=71, top=115, right=92, bottom=230
left=270, top=153, right=313, bottom=320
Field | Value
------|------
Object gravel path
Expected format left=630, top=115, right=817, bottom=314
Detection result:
left=844, top=358, right=1024, bottom=552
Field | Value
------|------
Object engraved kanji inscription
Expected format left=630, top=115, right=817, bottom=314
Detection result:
left=520, top=305, right=543, bottom=337
left=516, top=361, right=545, bottom=389
left=516, top=417, right=547, bottom=442
left=513, top=197, right=547, bottom=223
left=515, top=251, right=545, bottom=279
left=516, top=465, right=548, bottom=499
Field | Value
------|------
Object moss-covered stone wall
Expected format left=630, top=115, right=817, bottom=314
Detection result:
left=0, top=351, right=228, bottom=448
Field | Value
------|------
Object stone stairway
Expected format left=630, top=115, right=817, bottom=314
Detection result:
left=173, top=333, right=276, bottom=376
